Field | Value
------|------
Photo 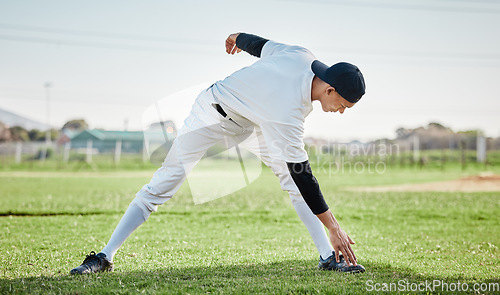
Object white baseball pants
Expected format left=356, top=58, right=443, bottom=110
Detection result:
left=102, top=88, right=333, bottom=260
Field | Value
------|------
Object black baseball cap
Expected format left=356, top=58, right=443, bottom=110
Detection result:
left=311, top=60, right=366, bottom=103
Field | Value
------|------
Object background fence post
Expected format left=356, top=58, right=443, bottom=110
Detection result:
left=63, top=142, right=71, bottom=163
left=143, top=139, right=149, bottom=163
left=15, top=142, right=22, bottom=163
left=477, top=135, right=486, bottom=163
left=413, top=135, right=420, bottom=166
left=86, top=139, right=93, bottom=163
left=114, top=140, right=122, bottom=164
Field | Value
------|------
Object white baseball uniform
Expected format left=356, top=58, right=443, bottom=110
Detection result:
left=101, top=39, right=334, bottom=261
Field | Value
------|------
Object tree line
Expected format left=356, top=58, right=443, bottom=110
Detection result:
left=0, top=119, right=88, bottom=142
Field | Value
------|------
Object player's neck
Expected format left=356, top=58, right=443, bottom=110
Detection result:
left=311, top=76, right=324, bottom=102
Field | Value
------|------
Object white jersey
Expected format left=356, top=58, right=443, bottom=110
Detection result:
left=211, top=40, right=316, bottom=163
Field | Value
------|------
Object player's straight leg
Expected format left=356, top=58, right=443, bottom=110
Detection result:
left=236, top=128, right=334, bottom=260
left=100, top=126, right=220, bottom=260
left=72, top=89, right=235, bottom=274
left=106, top=89, right=243, bottom=257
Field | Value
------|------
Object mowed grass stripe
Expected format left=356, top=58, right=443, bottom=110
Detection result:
left=0, top=167, right=489, bottom=215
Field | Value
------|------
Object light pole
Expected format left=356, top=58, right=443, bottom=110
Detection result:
left=41, top=82, right=52, bottom=162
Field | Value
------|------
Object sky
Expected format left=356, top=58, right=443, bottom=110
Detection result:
left=0, top=0, right=499, bottom=142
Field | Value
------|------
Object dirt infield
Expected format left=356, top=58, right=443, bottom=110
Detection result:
left=348, top=172, right=500, bottom=192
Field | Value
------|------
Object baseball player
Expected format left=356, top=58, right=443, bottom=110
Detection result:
left=71, top=32, right=366, bottom=274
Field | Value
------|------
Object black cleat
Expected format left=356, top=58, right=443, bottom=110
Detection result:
left=70, top=251, right=114, bottom=275
left=318, top=252, right=366, bottom=273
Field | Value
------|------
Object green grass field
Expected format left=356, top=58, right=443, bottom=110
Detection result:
left=0, top=165, right=499, bottom=294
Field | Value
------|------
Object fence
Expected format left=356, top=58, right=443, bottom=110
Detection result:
left=0, top=140, right=150, bottom=167
left=1, top=135, right=499, bottom=170
left=305, top=136, right=499, bottom=171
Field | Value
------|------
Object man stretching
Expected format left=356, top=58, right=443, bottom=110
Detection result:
left=71, top=32, right=366, bottom=274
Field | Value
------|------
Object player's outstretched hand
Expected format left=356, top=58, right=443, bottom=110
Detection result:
left=317, top=209, right=358, bottom=266
left=329, top=227, right=358, bottom=266
left=225, top=33, right=242, bottom=55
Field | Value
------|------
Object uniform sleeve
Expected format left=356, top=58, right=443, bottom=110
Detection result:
left=287, top=161, right=329, bottom=215
left=261, top=40, right=312, bottom=58
left=235, top=33, right=313, bottom=59
left=235, top=33, right=269, bottom=58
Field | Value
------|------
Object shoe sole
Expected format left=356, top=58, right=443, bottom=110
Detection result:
left=342, top=265, right=366, bottom=273
left=318, top=264, right=366, bottom=273
left=70, top=266, right=113, bottom=275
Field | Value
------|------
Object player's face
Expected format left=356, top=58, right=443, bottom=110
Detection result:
left=320, top=89, right=356, bottom=114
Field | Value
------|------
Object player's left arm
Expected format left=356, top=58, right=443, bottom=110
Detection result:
left=225, top=33, right=269, bottom=57
left=287, top=160, right=358, bottom=266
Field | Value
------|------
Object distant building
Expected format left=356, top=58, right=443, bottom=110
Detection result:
left=57, top=128, right=78, bottom=145
left=70, top=128, right=174, bottom=154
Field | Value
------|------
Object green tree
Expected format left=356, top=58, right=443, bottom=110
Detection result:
left=49, top=129, right=59, bottom=141
left=0, top=121, right=12, bottom=142
left=28, top=129, right=44, bottom=141
left=28, top=129, right=59, bottom=141
left=9, top=126, right=29, bottom=141
left=458, top=129, right=484, bottom=149
left=62, top=119, right=88, bottom=131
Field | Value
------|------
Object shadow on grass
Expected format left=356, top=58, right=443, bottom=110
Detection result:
left=1, top=259, right=498, bottom=294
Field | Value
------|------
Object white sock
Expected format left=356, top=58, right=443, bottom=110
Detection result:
left=100, top=198, right=151, bottom=261
left=292, top=200, right=334, bottom=260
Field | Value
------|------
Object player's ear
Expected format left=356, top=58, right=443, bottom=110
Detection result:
left=326, top=86, right=336, bottom=95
